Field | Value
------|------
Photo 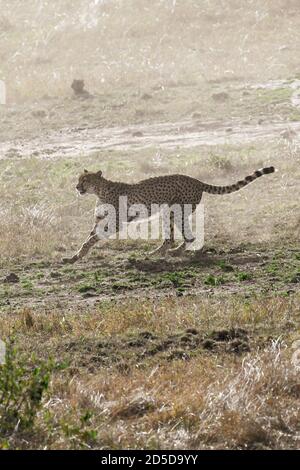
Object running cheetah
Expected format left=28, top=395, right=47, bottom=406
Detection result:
left=63, top=166, right=275, bottom=264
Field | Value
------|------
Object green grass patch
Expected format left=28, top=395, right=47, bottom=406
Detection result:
left=204, top=274, right=225, bottom=287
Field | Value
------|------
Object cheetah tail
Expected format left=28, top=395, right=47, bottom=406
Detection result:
left=201, top=167, right=276, bottom=195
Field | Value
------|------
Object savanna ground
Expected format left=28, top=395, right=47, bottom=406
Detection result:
left=0, top=0, right=299, bottom=450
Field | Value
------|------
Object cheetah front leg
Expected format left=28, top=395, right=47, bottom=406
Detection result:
left=63, top=209, right=121, bottom=264
left=62, top=221, right=101, bottom=264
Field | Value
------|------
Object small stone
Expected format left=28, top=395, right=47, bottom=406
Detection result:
left=3, top=273, right=20, bottom=284
left=32, top=110, right=46, bottom=118
left=71, top=79, right=92, bottom=99
left=141, top=93, right=152, bottom=100
left=212, top=92, right=229, bottom=102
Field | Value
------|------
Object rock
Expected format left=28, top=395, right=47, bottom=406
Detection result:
left=192, top=112, right=202, bottom=119
left=141, top=93, right=152, bottom=100
left=71, top=79, right=92, bottom=99
left=132, top=131, right=143, bottom=137
left=212, top=92, right=229, bottom=102
left=32, top=110, right=46, bottom=118
left=3, top=273, right=19, bottom=284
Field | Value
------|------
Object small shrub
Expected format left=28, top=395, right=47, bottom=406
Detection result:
left=236, top=272, right=252, bottom=282
left=0, top=341, right=54, bottom=441
left=218, top=260, right=234, bottom=272
left=204, top=274, right=225, bottom=286
left=60, top=411, right=98, bottom=449
left=208, top=153, right=233, bottom=171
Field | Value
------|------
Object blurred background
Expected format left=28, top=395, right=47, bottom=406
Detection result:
left=1, top=0, right=300, bottom=102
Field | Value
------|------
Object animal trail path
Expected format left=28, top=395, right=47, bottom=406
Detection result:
left=1, top=118, right=300, bottom=161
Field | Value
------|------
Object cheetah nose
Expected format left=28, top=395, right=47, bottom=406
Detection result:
left=76, top=185, right=86, bottom=195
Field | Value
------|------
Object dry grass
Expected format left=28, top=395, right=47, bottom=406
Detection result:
left=2, top=0, right=300, bottom=102
left=74, top=348, right=299, bottom=450
left=0, top=294, right=299, bottom=449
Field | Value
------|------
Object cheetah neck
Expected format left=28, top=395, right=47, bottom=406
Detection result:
left=94, top=177, right=131, bottom=199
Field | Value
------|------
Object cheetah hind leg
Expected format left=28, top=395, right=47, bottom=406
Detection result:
left=149, top=213, right=176, bottom=256
left=168, top=212, right=196, bottom=256
left=168, top=241, right=186, bottom=256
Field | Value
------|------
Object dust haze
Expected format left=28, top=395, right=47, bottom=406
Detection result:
left=0, top=0, right=299, bottom=451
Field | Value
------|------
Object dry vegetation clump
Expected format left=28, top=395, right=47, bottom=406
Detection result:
left=2, top=258, right=297, bottom=451
left=0, top=295, right=299, bottom=449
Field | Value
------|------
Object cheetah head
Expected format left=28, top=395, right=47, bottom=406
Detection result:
left=76, top=169, right=102, bottom=195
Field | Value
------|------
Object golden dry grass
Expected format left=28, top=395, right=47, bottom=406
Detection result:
left=0, top=295, right=299, bottom=449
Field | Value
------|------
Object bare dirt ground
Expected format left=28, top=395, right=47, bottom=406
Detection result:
left=2, top=113, right=300, bottom=158
left=1, top=78, right=300, bottom=158
left=1, top=244, right=299, bottom=311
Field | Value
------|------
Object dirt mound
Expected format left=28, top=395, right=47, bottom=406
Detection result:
left=62, top=327, right=251, bottom=372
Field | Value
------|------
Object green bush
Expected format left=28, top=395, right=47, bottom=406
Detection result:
left=0, top=340, right=54, bottom=441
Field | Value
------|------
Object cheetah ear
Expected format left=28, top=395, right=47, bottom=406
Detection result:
left=97, top=170, right=102, bottom=177
left=84, top=169, right=89, bottom=174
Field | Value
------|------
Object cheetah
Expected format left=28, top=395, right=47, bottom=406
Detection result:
left=63, top=166, right=275, bottom=264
